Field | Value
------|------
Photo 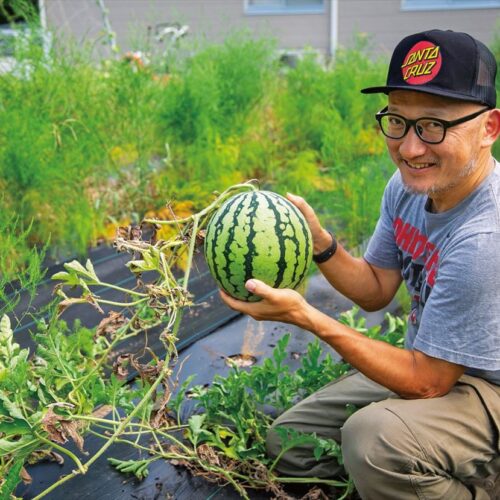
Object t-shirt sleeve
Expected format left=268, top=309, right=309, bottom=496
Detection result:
left=414, top=231, right=500, bottom=371
left=364, top=173, right=401, bottom=269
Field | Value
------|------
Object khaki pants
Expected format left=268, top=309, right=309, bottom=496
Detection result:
left=266, top=371, right=500, bottom=499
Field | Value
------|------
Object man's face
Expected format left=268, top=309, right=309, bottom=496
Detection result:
left=385, top=91, right=489, bottom=208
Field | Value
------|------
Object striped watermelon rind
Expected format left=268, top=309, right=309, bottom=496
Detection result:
left=204, top=190, right=313, bottom=301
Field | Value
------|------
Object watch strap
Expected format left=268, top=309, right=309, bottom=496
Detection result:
left=312, top=231, right=337, bottom=264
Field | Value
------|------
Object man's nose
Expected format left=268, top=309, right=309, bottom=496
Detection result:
left=398, top=126, right=428, bottom=158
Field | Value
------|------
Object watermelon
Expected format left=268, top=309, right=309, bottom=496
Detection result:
left=204, top=190, right=313, bottom=301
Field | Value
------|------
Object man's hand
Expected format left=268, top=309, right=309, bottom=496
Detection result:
left=286, top=193, right=332, bottom=253
left=220, top=279, right=313, bottom=328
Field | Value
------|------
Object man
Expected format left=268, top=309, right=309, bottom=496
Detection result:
left=221, top=30, right=500, bottom=499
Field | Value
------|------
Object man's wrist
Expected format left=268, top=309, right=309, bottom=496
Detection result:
left=297, top=302, right=320, bottom=332
left=313, top=231, right=337, bottom=264
left=313, top=229, right=334, bottom=253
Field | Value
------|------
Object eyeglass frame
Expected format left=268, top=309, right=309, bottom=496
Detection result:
left=375, top=105, right=491, bottom=144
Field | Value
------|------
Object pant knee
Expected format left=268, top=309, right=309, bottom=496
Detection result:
left=265, top=422, right=282, bottom=460
left=341, top=403, right=413, bottom=478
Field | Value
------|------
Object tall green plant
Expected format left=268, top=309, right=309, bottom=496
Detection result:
left=0, top=214, right=46, bottom=319
left=0, top=30, right=167, bottom=258
left=160, top=33, right=276, bottom=144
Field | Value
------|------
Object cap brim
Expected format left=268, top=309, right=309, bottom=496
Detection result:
left=360, top=85, right=491, bottom=106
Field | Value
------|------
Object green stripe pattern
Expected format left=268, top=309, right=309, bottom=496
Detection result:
left=204, top=191, right=313, bottom=301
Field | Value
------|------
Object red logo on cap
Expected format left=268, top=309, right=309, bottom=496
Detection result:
left=401, top=41, right=442, bottom=85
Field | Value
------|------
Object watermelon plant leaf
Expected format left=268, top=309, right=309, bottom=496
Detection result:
left=0, top=416, right=32, bottom=436
left=170, top=373, right=196, bottom=423
left=186, top=414, right=213, bottom=447
left=108, top=457, right=152, bottom=480
left=52, top=259, right=100, bottom=289
left=0, top=393, right=25, bottom=421
left=0, top=435, right=36, bottom=456
left=0, top=459, right=24, bottom=498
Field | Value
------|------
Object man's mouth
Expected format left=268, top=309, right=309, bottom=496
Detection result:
left=403, top=160, right=436, bottom=170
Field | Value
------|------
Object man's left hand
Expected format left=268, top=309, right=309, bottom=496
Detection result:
left=220, top=279, right=312, bottom=328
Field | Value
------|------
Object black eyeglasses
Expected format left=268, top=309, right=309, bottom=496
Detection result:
left=375, top=106, right=490, bottom=144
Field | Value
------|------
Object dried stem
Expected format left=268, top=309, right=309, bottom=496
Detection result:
left=33, top=182, right=259, bottom=499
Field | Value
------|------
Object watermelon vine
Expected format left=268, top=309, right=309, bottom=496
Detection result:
left=1, top=180, right=404, bottom=499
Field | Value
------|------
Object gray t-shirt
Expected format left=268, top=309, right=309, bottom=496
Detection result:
left=364, top=161, right=500, bottom=385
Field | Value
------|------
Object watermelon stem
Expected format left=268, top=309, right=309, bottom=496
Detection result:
left=142, top=180, right=259, bottom=226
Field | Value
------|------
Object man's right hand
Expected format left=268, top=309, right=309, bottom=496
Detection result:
left=286, top=193, right=333, bottom=253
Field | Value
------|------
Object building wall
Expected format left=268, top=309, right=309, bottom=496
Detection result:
left=44, top=0, right=499, bottom=59
left=44, top=0, right=331, bottom=57
left=338, top=0, right=499, bottom=56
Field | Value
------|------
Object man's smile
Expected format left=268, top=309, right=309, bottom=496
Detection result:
left=402, top=159, right=437, bottom=170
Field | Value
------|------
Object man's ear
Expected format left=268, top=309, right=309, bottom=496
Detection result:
left=481, top=108, right=500, bottom=148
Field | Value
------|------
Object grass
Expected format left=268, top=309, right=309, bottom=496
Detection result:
left=0, top=23, right=392, bottom=270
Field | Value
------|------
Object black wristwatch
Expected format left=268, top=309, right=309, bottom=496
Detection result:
left=312, top=231, right=337, bottom=264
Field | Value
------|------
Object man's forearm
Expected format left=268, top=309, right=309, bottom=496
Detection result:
left=316, top=242, right=398, bottom=311
left=220, top=278, right=463, bottom=398
left=301, top=304, right=464, bottom=398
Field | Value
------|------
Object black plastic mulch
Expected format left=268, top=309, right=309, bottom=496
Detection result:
left=12, top=245, right=400, bottom=499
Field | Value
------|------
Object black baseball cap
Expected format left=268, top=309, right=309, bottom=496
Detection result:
left=361, top=29, right=497, bottom=108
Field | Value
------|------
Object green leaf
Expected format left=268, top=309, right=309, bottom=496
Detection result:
left=345, top=403, right=357, bottom=417
left=126, top=248, right=161, bottom=274
left=0, top=459, right=24, bottom=498
left=186, top=414, right=213, bottom=447
left=0, top=393, right=25, bottom=421
left=273, top=426, right=318, bottom=455
left=0, top=435, right=35, bottom=457
left=313, top=436, right=342, bottom=463
left=0, top=416, right=31, bottom=436
left=50, top=271, right=77, bottom=285
left=188, top=414, right=206, bottom=437
left=272, top=333, right=290, bottom=366
left=65, top=260, right=98, bottom=282
left=52, top=259, right=99, bottom=286
left=108, top=457, right=151, bottom=480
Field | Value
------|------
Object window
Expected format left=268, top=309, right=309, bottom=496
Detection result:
left=245, top=0, right=325, bottom=15
left=402, top=0, right=500, bottom=11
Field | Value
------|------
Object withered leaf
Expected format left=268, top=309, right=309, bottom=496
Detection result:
left=130, top=356, right=165, bottom=386
left=60, top=419, right=85, bottom=453
left=49, top=451, right=65, bottom=465
left=299, top=486, right=330, bottom=500
left=56, top=297, right=86, bottom=316
left=41, top=408, right=85, bottom=453
left=116, top=225, right=142, bottom=241
left=113, top=354, right=131, bottom=379
left=116, top=226, right=130, bottom=240
left=150, top=381, right=173, bottom=429
left=27, top=449, right=65, bottom=466
left=195, top=229, right=206, bottom=246
left=95, top=311, right=127, bottom=338
left=196, top=444, right=222, bottom=467
left=84, top=294, right=104, bottom=314
left=20, top=466, right=32, bottom=485
left=41, top=408, right=67, bottom=445
left=130, top=225, right=142, bottom=240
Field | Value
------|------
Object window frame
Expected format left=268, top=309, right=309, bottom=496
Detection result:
left=401, top=0, right=500, bottom=12
left=244, top=0, right=326, bottom=16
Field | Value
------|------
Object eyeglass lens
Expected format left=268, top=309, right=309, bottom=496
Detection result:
left=379, top=115, right=445, bottom=143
